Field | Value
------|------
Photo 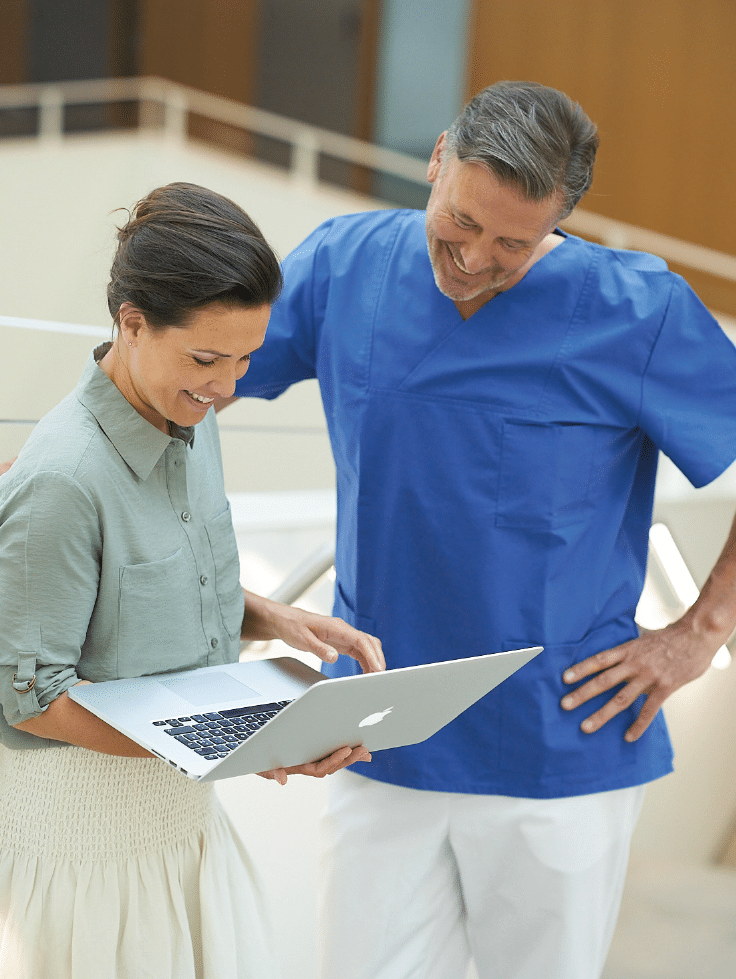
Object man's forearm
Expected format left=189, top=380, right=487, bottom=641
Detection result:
left=680, top=509, right=736, bottom=651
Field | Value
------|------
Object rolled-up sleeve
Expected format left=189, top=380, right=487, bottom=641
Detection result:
left=0, top=470, right=101, bottom=727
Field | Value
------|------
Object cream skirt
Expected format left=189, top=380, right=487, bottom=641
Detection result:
left=0, top=744, right=277, bottom=979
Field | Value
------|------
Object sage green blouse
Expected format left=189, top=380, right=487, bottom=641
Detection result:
left=0, top=345, right=245, bottom=749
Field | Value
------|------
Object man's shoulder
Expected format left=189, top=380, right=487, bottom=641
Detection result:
left=569, top=234, right=670, bottom=278
left=563, top=235, right=676, bottom=310
left=605, top=245, right=669, bottom=276
left=309, top=208, right=422, bottom=254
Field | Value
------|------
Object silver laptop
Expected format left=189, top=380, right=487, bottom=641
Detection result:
left=69, top=646, right=542, bottom=781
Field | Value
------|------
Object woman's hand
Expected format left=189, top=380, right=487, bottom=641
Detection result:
left=258, top=744, right=372, bottom=786
left=241, top=591, right=385, bottom=674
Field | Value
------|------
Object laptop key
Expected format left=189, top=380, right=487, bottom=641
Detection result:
left=219, top=702, right=289, bottom=718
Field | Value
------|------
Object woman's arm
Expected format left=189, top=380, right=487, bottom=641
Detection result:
left=14, top=683, right=153, bottom=757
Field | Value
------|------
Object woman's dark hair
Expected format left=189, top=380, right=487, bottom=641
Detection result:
left=107, top=182, right=282, bottom=328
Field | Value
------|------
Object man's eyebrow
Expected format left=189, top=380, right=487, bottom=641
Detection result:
left=452, top=207, right=478, bottom=225
left=452, top=209, right=530, bottom=245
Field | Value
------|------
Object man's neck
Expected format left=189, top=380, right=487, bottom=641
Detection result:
left=454, top=232, right=564, bottom=321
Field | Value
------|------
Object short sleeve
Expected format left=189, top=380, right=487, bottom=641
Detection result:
left=234, top=221, right=335, bottom=399
left=639, top=275, right=736, bottom=488
left=0, top=470, right=101, bottom=727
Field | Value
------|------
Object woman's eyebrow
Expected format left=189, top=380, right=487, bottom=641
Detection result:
left=191, top=344, right=263, bottom=359
left=191, top=348, right=229, bottom=357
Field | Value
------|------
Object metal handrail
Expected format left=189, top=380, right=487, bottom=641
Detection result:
left=266, top=541, right=336, bottom=606
left=1, top=76, right=735, bottom=284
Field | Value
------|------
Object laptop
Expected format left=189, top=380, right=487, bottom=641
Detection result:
left=69, top=646, right=542, bottom=781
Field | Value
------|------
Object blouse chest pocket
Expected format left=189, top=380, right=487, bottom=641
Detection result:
left=117, top=548, right=201, bottom=675
left=204, top=506, right=245, bottom=641
left=496, top=420, right=602, bottom=530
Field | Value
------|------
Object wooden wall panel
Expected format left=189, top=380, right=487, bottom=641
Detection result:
left=138, top=0, right=259, bottom=105
left=467, top=0, right=736, bottom=314
left=0, top=0, right=29, bottom=84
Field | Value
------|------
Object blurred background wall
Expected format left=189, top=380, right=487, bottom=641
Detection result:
left=2, top=0, right=734, bottom=314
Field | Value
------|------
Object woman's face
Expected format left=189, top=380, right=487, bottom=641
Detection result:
left=117, top=301, right=270, bottom=433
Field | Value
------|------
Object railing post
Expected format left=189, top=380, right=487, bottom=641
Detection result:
left=161, top=87, right=188, bottom=143
left=138, top=92, right=160, bottom=133
left=601, top=228, right=630, bottom=250
left=291, top=128, right=320, bottom=187
left=38, top=86, right=64, bottom=141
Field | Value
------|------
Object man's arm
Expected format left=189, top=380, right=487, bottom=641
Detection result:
left=561, top=510, right=736, bottom=741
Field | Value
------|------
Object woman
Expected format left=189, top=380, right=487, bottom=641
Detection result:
left=0, top=182, right=384, bottom=979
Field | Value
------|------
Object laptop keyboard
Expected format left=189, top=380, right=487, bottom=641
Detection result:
left=152, top=701, right=293, bottom=761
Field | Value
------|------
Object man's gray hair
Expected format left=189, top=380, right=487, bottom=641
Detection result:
left=445, top=81, right=599, bottom=219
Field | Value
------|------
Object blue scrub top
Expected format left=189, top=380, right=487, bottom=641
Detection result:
left=237, top=210, right=736, bottom=798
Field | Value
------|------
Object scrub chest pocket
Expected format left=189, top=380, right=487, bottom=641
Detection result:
left=496, top=420, right=627, bottom=530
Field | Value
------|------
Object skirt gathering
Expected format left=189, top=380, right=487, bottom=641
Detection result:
left=0, top=743, right=277, bottom=979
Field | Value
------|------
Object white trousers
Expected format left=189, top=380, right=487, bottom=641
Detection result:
left=319, top=771, right=645, bottom=979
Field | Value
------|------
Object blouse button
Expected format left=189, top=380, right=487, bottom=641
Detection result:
left=181, top=511, right=191, bottom=522
left=210, top=637, right=219, bottom=649
left=200, top=575, right=209, bottom=586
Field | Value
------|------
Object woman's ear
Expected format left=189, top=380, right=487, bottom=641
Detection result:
left=117, top=303, right=147, bottom=347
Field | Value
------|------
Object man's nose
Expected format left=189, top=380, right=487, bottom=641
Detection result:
left=458, top=239, right=495, bottom=274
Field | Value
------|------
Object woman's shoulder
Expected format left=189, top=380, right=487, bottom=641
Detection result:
left=1, top=395, right=107, bottom=505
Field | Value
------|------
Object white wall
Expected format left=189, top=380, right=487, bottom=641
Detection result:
left=0, top=131, right=385, bottom=489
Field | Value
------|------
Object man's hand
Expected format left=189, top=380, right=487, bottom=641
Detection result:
left=0, top=457, right=17, bottom=476
left=563, top=511, right=736, bottom=742
left=258, top=744, right=372, bottom=786
left=561, top=619, right=720, bottom=742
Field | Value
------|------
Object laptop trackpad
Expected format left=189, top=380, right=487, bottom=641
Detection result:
left=158, top=672, right=261, bottom=706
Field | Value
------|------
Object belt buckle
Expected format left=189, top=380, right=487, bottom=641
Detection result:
left=12, top=673, right=36, bottom=693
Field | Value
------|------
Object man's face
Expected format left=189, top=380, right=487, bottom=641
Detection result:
left=425, top=134, right=563, bottom=316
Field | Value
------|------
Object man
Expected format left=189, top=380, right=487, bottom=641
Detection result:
left=226, top=82, right=736, bottom=978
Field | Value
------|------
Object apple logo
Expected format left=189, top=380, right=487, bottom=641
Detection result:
left=359, top=707, right=394, bottom=728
